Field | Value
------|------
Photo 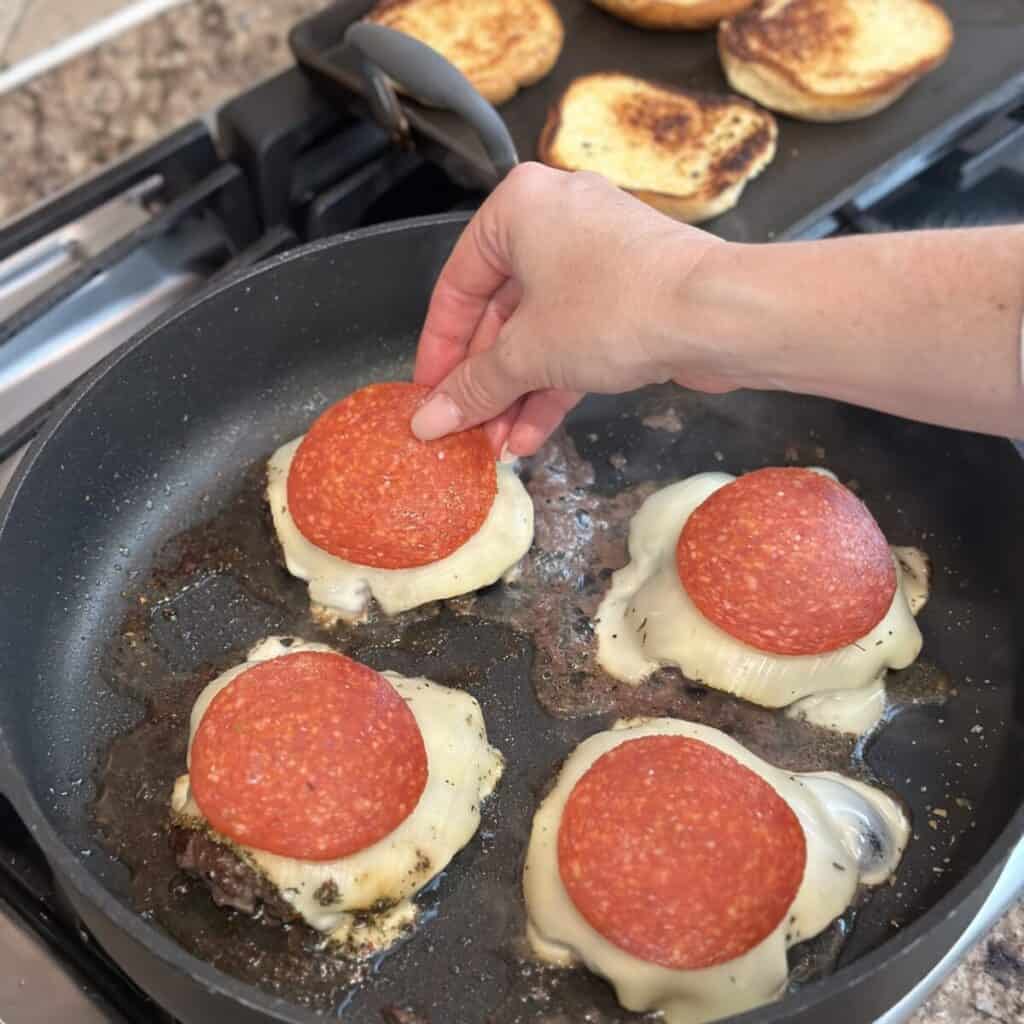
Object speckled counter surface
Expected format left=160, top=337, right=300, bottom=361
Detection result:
left=918, top=904, right=1023, bottom=1023
left=0, top=2, right=1022, bottom=1021
left=0, top=0, right=321, bottom=223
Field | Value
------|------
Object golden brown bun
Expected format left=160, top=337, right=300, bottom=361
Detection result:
left=592, top=0, right=755, bottom=31
left=718, top=0, right=954, bottom=122
left=367, top=0, right=564, bottom=105
left=538, top=72, right=777, bottom=223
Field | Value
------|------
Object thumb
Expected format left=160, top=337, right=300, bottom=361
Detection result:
left=411, top=330, right=529, bottom=441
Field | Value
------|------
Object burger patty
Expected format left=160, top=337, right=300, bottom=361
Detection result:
left=171, top=827, right=300, bottom=924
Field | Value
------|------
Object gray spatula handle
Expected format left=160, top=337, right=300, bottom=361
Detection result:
left=344, top=21, right=519, bottom=181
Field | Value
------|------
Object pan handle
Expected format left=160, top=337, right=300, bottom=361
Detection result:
left=343, top=22, right=519, bottom=182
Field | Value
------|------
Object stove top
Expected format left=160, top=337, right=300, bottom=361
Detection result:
left=1, top=46, right=1023, bottom=1024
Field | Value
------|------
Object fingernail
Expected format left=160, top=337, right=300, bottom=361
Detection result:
left=411, top=393, right=463, bottom=440
left=498, top=442, right=516, bottom=464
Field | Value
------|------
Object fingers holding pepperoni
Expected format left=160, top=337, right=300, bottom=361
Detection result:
left=287, top=382, right=497, bottom=570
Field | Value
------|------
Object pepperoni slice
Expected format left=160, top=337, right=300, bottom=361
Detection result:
left=676, top=467, right=896, bottom=656
left=557, top=735, right=806, bottom=970
left=190, top=651, right=427, bottom=861
left=286, top=382, right=497, bottom=569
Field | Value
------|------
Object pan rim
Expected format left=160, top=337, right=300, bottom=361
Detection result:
left=0, top=211, right=1020, bottom=1023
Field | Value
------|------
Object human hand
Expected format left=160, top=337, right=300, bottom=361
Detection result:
left=410, top=163, right=738, bottom=456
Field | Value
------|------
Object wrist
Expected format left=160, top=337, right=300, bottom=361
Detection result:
left=660, top=236, right=789, bottom=394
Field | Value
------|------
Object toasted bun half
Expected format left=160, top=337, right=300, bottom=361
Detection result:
left=591, top=0, right=756, bottom=30
left=538, top=72, right=777, bottom=223
left=367, top=0, right=564, bottom=105
left=718, top=0, right=954, bottom=122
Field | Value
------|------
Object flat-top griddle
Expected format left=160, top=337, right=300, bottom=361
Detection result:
left=290, top=0, right=1024, bottom=241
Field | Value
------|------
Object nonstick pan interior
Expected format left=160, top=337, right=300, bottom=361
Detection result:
left=0, top=215, right=1021, bottom=1024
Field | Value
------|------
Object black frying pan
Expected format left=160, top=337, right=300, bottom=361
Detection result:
left=0, top=214, right=1022, bottom=1024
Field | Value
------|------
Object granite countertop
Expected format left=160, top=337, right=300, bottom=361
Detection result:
left=0, top=1, right=1021, bottom=1021
left=0, top=0, right=321, bottom=223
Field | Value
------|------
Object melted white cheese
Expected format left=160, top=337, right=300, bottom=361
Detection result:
left=784, top=679, right=888, bottom=736
left=784, top=545, right=931, bottom=734
left=523, top=718, right=909, bottom=1024
left=172, top=637, right=504, bottom=954
left=891, top=545, right=931, bottom=615
left=266, top=438, right=534, bottom=622
left=595, top=473, right=928, bottom=733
